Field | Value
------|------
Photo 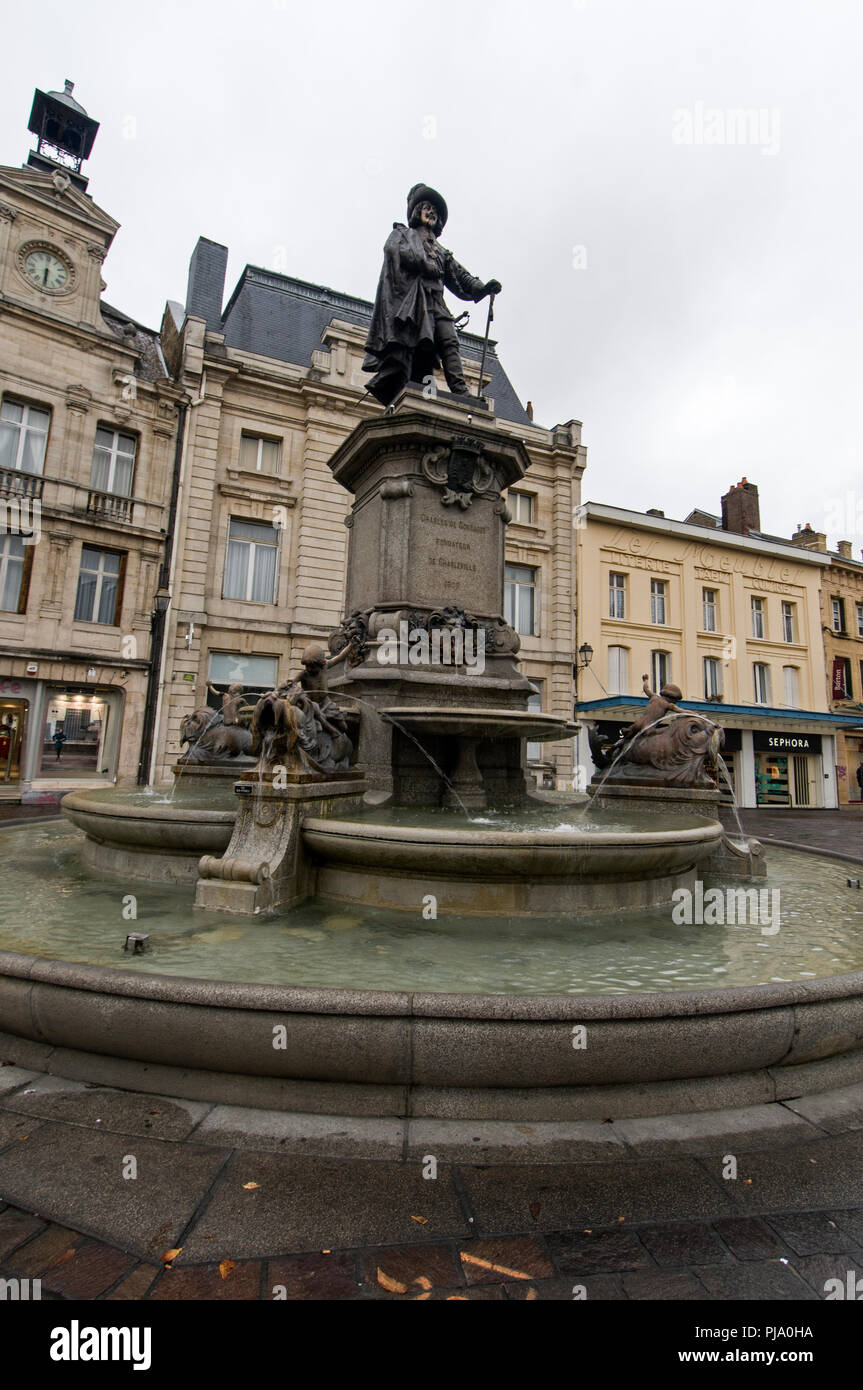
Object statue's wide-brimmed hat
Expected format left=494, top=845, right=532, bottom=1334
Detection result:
left=407, top=183, right=448, bottom=232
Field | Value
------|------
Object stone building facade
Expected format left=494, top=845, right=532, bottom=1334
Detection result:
left=0, top=84, right=182, bottom=798
left=149, top=241, right=586, bottom=787
left=575, top=482, right=860, bottom=809
left=789, top=524, right=863, bottom=805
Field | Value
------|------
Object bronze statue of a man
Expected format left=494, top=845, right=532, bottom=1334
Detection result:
left=362, top=183, right=502, bottom=406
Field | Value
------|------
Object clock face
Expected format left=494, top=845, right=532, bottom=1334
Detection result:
left=24, top=249, right=69, bottom=291
left=16, top=242, right=76, bottom=296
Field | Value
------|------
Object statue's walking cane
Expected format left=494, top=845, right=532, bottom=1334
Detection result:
left=477, top=292, right=496, bottom=399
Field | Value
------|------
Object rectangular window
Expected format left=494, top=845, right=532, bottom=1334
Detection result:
left=608, top=572, right=626, bottom=620
left=751, top=596, right=765, bottom=639
left=223, top=518, right=280, bottom=603
left=832, top=597, right=845, bottom=633
left=510, top=491, right=535, bottom=525
left=0, top=399, right=50, bottom=475
left=783, top=666, right=799, bottom=709
left=703, top=656, right=722, bottom=701
left=526, top=682, right=543, bottom=762
left=702, top=588, right=717, bottom=632
left=505, top=563, right=538, bottom=635
left=753, top=662, right=771, bottom=704
left=91, top=427, right=136, bottom=495
left=781, top=601, right=796, bottom=643
left=208, top=652, right=279, bottom=688
left=73, top=546, right=124, bottom=625
left=0, top=533, right=30, bottom=613
left=857, top=603, right=863, bottom=639
left=608, top=645, right=629, bottom=696
left=650, top=579, right=667, bottom=625
left=833, top=657, right=853, bottom=699
left=651, top=650, right=671, bottom=691
left=239, top=433, right=281, bottom=475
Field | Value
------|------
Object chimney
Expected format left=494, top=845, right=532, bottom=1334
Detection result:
left=646, top=508, right=665, bottom=517
left=525, top=400, right=534, bottom=421
left=720, top=478, right=760, bottom=535
left=790, top=522, right=828, bottom=552
left=837, top=540, right=853, bottom=559
left=185, top=237, right=228, bottom=331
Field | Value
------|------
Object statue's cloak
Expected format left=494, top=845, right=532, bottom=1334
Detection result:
left=362, top=224, right=485, bottom=400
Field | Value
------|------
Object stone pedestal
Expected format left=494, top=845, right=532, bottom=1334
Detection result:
left=326, top=389, right=575, bottom=805
left=194, top=771, right=366, bottom=914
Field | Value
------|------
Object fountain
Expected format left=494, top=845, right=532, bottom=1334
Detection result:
left=2, top=184, right=862, bottom=1131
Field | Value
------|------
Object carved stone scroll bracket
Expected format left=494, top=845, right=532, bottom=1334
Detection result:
left=194, top=776, right=367, bottom=915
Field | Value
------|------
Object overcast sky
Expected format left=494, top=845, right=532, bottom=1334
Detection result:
left=4, top=0, right=862, bottom=549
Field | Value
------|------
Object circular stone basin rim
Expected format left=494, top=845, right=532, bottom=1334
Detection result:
left=301, top=815, right=724, bottom=848
left=2, top=947, right=862, bottom=1021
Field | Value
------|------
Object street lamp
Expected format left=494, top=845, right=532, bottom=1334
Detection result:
left=578, top=642, right=593, bottom=668
left=138, top=586, right=171, bottom=785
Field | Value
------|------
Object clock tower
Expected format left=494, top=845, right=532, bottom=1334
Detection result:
left=0, top=80, right=118, bottom=330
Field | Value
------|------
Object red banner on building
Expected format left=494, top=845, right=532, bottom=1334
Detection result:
left=832, top=658, right=849, bottom=698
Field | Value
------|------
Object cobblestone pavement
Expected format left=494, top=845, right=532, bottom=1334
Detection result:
left=2, top=1199, right=861, bottom=1300
left=735, top=807, right=863, bottom=861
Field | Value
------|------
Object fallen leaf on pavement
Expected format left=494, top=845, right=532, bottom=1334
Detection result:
left=410, top=1215, right=428, bottom=1225
left=529, top=1202, right=541, bottom=1221
left=377, top=1268, right=407, bottom=1294
left=219, top=1260, right=235, bottom=1280
left=161, top=1248, right=182, bottom=1265
left=242, top=1182, right=260, bottom=1190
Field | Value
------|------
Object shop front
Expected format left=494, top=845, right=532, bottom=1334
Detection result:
left=39, top=689, right=114, bottom=778
left=0, top=673, right=126, bottom=793
left=753, top=730, right=821, bottom=807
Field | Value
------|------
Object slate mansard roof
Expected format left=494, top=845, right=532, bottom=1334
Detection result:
left=214, top=264, right=533, bottom=427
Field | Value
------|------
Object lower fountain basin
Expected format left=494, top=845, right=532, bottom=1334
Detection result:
left=1, top=820, right=862, bottom=1122
left=302, top=811, right=725, bottom=915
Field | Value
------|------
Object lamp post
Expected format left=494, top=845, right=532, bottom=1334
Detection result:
left=137, top=586, right=170, bottom=786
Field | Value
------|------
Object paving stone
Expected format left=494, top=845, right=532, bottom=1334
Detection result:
left=406, top=1118, right=625, bottom=1164
left=637, top=1221, right=730, bottom=1267
left=711, top=1217, right=786, bottom=1261
left=504, top=1274, right=626, bottom=1300
left=709, top=1134, right=863, bottom=1212
left=267, top=1252, right=360, bottom=1300
left=41, top=1239, right=138, bottom=1298
left=622, top=1269, right=708, bottom=1300
left=824, top=1208, right=863, bottom=1246
left=459, top=1236, right=553, bottom=1285
left=614, top=1105, right=819, bottom=1156
left=104, top=1264, right=161, bottom=1301
left=0, top=1122, right=229, bottom=1258
left=546, top=1229, right=651, bottom=1275
left=0, top=1066, right=39, bottom=1097
left=783, top=1083, right=863, bottom=1134
left=4, top=1078, right=212, bottom=1142
left=791, top=1250, right=863, bottom=1299
left=178, top=1152, right=469, bottom=1261
left=196, top=1106, right=404, bottom=1160
left=360, top=1243, right=462, bottom=1293
left=149, top=1261, right=262, bottom=1300
left=696, top=1261, right=818, bottom=1300
left=462, top=1158, right=736, bottom=1233
left=0, top=1207, right=44, bottom=1259
left=763, top=1211, right=858, bottom=1256
left=0, top=1112, right=43, bottom=1149
left=3, top=1223, right=83, bottom=1276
